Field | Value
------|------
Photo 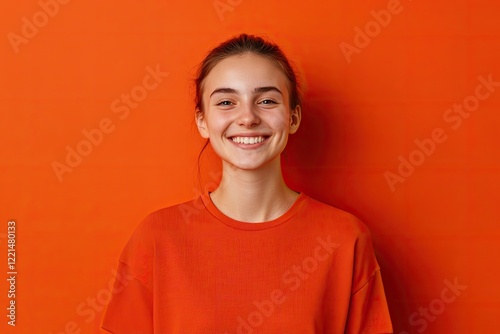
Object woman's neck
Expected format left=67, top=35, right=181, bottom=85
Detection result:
left=208, top=156, right=299, bottom=223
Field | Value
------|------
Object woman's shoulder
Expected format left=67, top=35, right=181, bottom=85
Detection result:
left=301, top=194, right=381, bottom=276
left=118, top=197, right=202, bottom=260
left=301, top=193, right=372, bottom=238
left=136, top=196, right=204, bottom=229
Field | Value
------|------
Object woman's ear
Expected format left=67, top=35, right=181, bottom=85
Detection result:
left=195, top=109, right=209, bottom=138
left=289, top=105, right=302, bottom=134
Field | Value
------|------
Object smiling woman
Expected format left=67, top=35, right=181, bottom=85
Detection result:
left=100, top=33, right=394, bottom=334
left=196, top=51, right=301, bottom=200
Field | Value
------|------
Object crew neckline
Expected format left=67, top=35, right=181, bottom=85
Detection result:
left=200, top=189, right=307, bottom=231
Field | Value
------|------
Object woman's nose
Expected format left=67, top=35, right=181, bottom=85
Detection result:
left=236, top=102, right=260, bottom=126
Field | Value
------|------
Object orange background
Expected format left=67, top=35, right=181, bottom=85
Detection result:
left=1, top=0, right=499, bottom=333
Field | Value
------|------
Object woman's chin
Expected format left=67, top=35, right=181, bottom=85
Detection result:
left=223, top=156, right=280, bottom=171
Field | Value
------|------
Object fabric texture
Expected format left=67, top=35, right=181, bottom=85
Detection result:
left=101, top=190, right=393, bottom=334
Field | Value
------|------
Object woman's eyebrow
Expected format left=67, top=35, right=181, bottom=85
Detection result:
left=210, top=87, right=237, bottom=97
left=253, top=86, right=282, bottom=95
left=210, top=86, right=282, bottom=98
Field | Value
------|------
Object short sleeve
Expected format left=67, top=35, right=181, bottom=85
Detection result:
left=101, top=217, right=155, bottom=334
left=345, top=220, right=393, bottom=334
left=345, top=270, right=393, bottom=334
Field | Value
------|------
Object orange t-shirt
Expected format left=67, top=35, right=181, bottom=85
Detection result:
left=101, top=190, right=393, bottom=334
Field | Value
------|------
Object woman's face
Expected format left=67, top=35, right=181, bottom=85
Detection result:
left=196, top=53, right=301, bottom=171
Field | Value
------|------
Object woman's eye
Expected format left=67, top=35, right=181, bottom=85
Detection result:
left=260, top=99, right=276, bottom=105
left=217, top=100, right=233, bottom=106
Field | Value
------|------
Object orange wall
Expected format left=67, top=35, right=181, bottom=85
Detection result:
left=1, top=0, right=498, bottom=333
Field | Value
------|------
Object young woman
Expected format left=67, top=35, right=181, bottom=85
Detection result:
left=101, top=33, right=393, bottom=334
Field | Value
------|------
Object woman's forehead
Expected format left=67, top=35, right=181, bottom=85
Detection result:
left=203, top=54, right=289, bottom=93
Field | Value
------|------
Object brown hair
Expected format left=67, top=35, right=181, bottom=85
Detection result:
left=194, top=33, right=302, bottom=112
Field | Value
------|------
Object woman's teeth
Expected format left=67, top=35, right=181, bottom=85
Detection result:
left=231, top=136, right=266, bottom=144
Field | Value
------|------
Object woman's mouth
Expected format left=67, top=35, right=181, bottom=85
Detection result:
left=230, top=136, right=267, bottom=144
left=228, top=136, right=270, bottom=148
